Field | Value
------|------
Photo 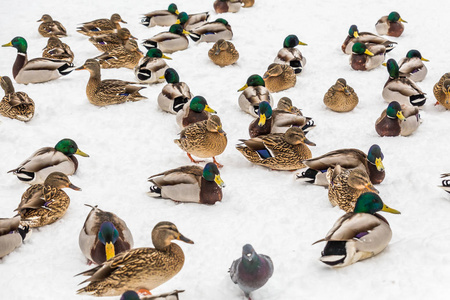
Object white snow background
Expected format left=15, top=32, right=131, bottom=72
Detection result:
left=1, top=0, right=450, bottom=299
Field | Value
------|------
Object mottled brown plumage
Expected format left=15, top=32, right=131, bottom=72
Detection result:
left=42, top=37, right=74, bottom=63
left=323, top=78, right=358, bottom=112
left=263, top=63, right=296, bottom=92
left=77, top=13, right=126, bottom=37
left=213, top=0, right=242, bottom=13
left=242, top=0, right=255, bottom=7
left=433, top=73, right=450, bottom=110
left=37, top=14, right=67, bottom=38
left=0, top=76, right=35, bottom=122
left=94, top=40, right=143, bottom=69
left=89, top=28, right=136, bottom=52
left=208, top=39, right=239, bottom=67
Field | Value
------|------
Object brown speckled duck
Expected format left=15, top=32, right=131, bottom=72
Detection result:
left=76, top=59, right=147, bottom=106
left=37, top=14, right=67, bottom=38
left=214, top=0, right=242, bottom=13
left=433, top=73, right=450, bottom=109
left=263, top=63, right=296, bottom=93
left=375, top=101, right=421, bottom=137
left=0, top=76, right=35, bottom=122
left=76, top=221, right=193, bottom=296
left=323, top=78, right=358, bottom=112
left=148, top=163, right=225, bottom=204
left=77, top=13, right=127, bottom=37
left=236, top=127, right=315, bottom=171
left=350, top=42, right=385, bottom=71
left=375, top=11, right=407, bottom=37
left=94, top=39, right=143, bottom=69
left=89, top=28, right=136, bottom=52
left=176, top=96, right=216, bottom=129
left=15, top=172, right=81, bottom=228
left=42, top=37, right=74, bottom=63
left=208, top=39, right=239, bottom=67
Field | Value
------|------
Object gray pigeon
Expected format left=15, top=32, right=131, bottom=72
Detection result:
left=229, top=244, right=274, bottom=300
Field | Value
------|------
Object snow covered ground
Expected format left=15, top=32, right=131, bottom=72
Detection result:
left=1, top=0, right=450, bottom=299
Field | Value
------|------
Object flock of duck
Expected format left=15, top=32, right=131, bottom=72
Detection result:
left=1, top=1, right=450, bottom=299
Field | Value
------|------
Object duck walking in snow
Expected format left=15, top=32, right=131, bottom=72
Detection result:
left=0, top=76, right=35, bottom=122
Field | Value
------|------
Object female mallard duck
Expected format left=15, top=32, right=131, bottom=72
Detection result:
left=238, top=74, right=274, bottom=117
left=148, top=163, right=225, bottom=204
left=135, top=49, right=171, bottom=84
left=0, top=216, right=30, bottom=259
left=236, top=127, right=315, bottom=171
left=0, top=76, right=35, bottom=122
left=79, top=204, right=134, bottom=265
left=323, top=78, right=358, bottom=112
left=8, top=138, right=89, bottom=184
left=158, top=68, right=193, bottom=114
left=143, top=24, right=191, bottom=54
left=272, top=97, right=315, bottom=133
left=341, top=25, right=396, bottom=55
left=375, top=11, right=407, bottom=37
left=42, top=37, right=74, bottom=63
left=15, top=172, right=81, bottom=228
left=77, top=13, right=127, bottom=37
left=176, top=96, right=216, bottom=129
left=176, top=11, right=210, bottom=31
left=433, top=73, right=450, bottom=109
left=2, top=36, right=74, bottom=84
left=274, top=35, right=307, bottom=74
left=214, top=0, right=242, bottom=13
left=208, top=39, right=239, bottom=67
left=298, top=144, right=385, bottom=186
left=174, top=115, right=227, bottom=168
left=141, top=3, right=179, bottom=27
left=76, top=221, right=194, bottom=296
left=94, top=39, right=143, bottom=69
left=76, top=59, right=147, bottom=106
left=382, top=59, right=426, bottom=107
left=263, top=63, right=296, bottom=93
left=398, top=50, right=428, bottom=82
left=326, top=165, right=378, bottom=212
left=120, top=290, right=185, bottom=300
left=375, top=101, right=421, bottom=137
left=350, top=42, right=385, bottom=71
left=314, top=192, right=400, bottom=267
left=89, top=28, right=136, bottom=52
left=190, top=18, right=233, bottom=43
left=37, top=14, right=67, bottom=38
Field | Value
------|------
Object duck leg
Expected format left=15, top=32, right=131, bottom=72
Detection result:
left=137, top=289, right=152, bottom=296
left=212, top=156, right=223, bottom=168
left=187, top=153, right=205, bottom=164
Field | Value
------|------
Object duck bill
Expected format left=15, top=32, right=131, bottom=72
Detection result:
left=303, top=137, right=316, bottom=146
left=421, top=57, right=429, bottom=62
left=298, top=41, right=308, bottom=46
left=382, top=62, right=387, bottom=66
left=217, top=126, right=226, bottom=136
left=175, top=10, right=180, bottom=15
left=2, top=42, right=12, bottom=47
left=175, top=20, right=181, bottom=25
left=75, top=149, right=90, bottom=157
left=178, top=234, right=194, bottom=244
left=399, top=18, right=407, bottom=23
left=214, top=174, right=225, bottom=188
left=258, top=114, right=266, bottom=126
left=69, top=183, right=82, bottom=191
left=238, top=84, right=248, bottom=92
left=364, top=49, right=374, bottom=56
left=396, top=111, right=406, bottom=121
left=162, top=54, right=172, bottom=60
left=75, top=65, right=86, bottom=71
left=130, top=35, right=138, bottom=40
left=366, top=183, right=378, bottom=193
left=204, top=105, right=216, bottom=113
left=105, top=242, right=115, bottom=260
left=182, top=29, right=191, bottom=35
left=120, top=19, right=127, bottom=24
left=375, top=158, right=385, bottom=171
left=382, top=204, right=401, bottom=214
left=159, top=75, right=165, bottom=80
left=353, top=32, right=360, bottom=38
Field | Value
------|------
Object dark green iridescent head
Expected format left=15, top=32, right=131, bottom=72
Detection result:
left=203, top=162, right=220, bottom=181
left=352, top=42, right=368, bottom=55
left=145, top=48, right=163, bottom=58
left=98, top=222, right=119, bottom=245
left=168, top=3, right=179, bottom=14
left=283, top=35, right=300, bottom=48
left=169, top=24, right=184, bottom=35
left=367, top=144, right=384, bottom=164
left=386, top=58, right=399, bottom=79
left=215, top=18, right=229, bottom=25
left=54, top=139, right=80, bottom=156
left=2, top=36, right=28, bottom=53
left=247, top=74, right=265, bottom=87
left=386, top=101, right=402, bottom=118
left=190, top=96, right=208, bottom=113
left=120, top=291, right=140, bottom=300
left=164, top=68, right=180, bottom=83
left=354, top=192, right=401, bottom=214
left=177, top=12, right=189, bottom=25
left=258, top=101, right=273, bottom=119
left=387, top=11, right=401, bottom=22
left=406, top=49, right=422, bottom=59
left=348, top=25, right=359, bottom=37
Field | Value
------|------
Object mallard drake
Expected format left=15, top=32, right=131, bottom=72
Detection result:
left=77, top=13, right=127, bottom=37
left=76, top=59, right=147, bottom=106
left=2, top=36, right=74, bottom=84
left=398, top=50, right=428, bottom=82
left=440, top=174, right=450, bottom=194
left=341, top=25, right=396, bottom=55
left=15, top=172, right=81, bottom=228
left=238, top=74, right=274, bottom=117
left=148, top=163, right=225, bottom=204
left=298, top=144, right=385, bottom=186
left=375, top=101, right=421, bottom=137
left=189, top=18, right=233, bottom=43
left=0, top=216, right=31, bottom=259
left=375, top=12, right=407, bottom=37
left=382, top=59, right=426, bottom=107
left=327, top=165, right=378, bottom=212
left=323, top=78, right=359, bottom=112
left=242, top=0, right=255, bottom=7
left=230, top=244, right=273, bottom=300
left=236, top=127, right=315, bottom=171
left=42, top=37, right=74, bottom=63
left=79, top=204, right=134, bottom=265
left=349, top=42, right=385, bottom=71
left=214, top=0, right=242, bottom=13
left=0, top=76, right=35, bottom=122
left=176, top=96, right=216, bottom=129
left=76, top=221, right=194, bottom=296
left=314, top=192, right=400, bottom=267
left=135, top=49, right=171, bottom=84
left=141, top=3, right=179, bottom=27
left=263, top=63, right=296, bottom=92
left=433, top=73, right=450, bottom=109
left=158, top=68, right=193, bottom=114
left=174, top=115, right=227, bottom=168
left=274, top=35, right=307, bottom=74
left=94, top=39, right=143, bottom=69
left=120, top=290, right=185, bottom=300
left=89, top=28, right=136, bottom=52
left=176, top=11, right=210, bottom=31
left=208, top=39, right=239, bottom=67
left=142, top=24, right=191, bottom=54
left=37, top=14, right=67, bottom=38
left=8, top=138, right=89, bottom=184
